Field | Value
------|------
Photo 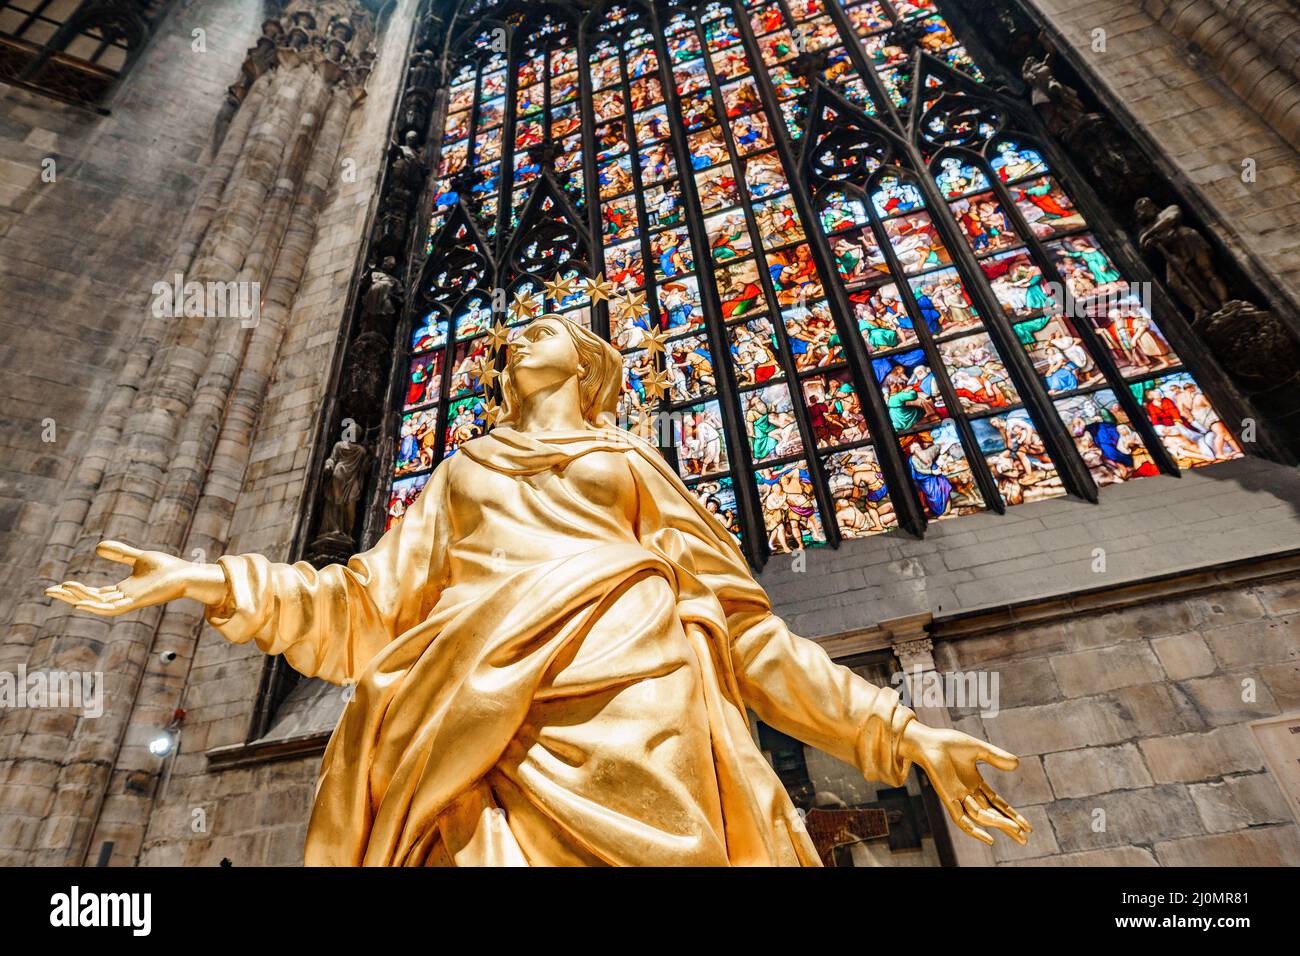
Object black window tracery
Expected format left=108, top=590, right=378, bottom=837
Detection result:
left=389, top=0, right=1246, bottom=568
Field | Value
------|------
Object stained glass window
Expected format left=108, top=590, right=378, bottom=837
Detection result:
left=392, top=0, right=1243, bottom=563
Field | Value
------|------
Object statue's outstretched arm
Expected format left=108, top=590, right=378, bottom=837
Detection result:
left=627, top=449, right=1030, bottom=847
left=727, top=606, right=1029, bottom=846
left=48, top=464, right=450, bottom=686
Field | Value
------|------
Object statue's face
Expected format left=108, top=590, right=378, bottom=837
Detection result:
left=508, top=316, right=581, bottom=397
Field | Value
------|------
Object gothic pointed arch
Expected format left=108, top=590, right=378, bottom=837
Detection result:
left=416, top=199, right=497, bottom=318
left=802, top=78, right=903, bottom=202
left=907, top=50, right=1010, bottom=149
left=502, top=170, right=593, bottom=288
left=374, top=0, right=1269, bottom=567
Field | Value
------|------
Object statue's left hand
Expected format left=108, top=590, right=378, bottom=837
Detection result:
left=44, top=540, right=228, bottom=617
left=899, top=721, right=1032, bottom=846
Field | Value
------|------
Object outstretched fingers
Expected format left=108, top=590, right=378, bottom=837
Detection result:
left=942, top=795, right=992, bottom=845
left=44, top=584, right=77, bottom=606
left=45, top=581, right=133, bottom=616
left=964, top=793, right=1029, bottom=845
left=73, top=596, right=136, bottom=616
left=981, top=784, right=1033, bottom=834
left=977, top=743, right=1020, bottom=772
left=63, top=582, right=123, bottom=604
left=953, top=808, right=994, bottom=846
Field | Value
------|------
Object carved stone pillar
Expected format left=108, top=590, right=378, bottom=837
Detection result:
left=0, top=0, right=377, bottom=867
left=1141, top=0, right=1300, bottom=146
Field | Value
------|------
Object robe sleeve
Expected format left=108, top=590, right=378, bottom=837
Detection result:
left=203, top=463, right=451, bottom=685
left=628, top=448, right=917, bottom=787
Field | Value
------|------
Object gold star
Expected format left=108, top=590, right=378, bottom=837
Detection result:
left=508, top=289, right=540, bottom=321
left=613, top=289, right=647, bottom=320
left=485, top=320, right=511, bottom=351
left=641, top=323, right=671, bottom=357
left=542, top=274, right=575, bottom=303
left=642, top=366, right=675, bottom=402
left=583, top=273, right=616, bottom=303
left=485, top=401, right=503, bottom=427
left=471, top=355, right=500, bottom=388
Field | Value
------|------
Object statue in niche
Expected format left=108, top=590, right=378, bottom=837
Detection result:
left=47, top=313, right=1030, bottom=866
left=1022, top=51, right=1138, bottom=195
left=397, top=92, right=432, bottom=146
left=1021, top=52, right=1088, bottom=115
left=359, top=256, right=402, bottom=332
left=316, top=431, right=369, bottom=543
left=371, top=133, right=425, bottom=257
left=389, top=130, right=426, bottom=199
left=1133, top=196, right=1230, bottom=319
left=406, top=47, right=437, bottom=96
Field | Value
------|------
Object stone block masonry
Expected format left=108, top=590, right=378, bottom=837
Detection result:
left=0, top=0, right=407, bottom=866
left=938, top=571, right=1299, bottom=864
left=1027, top=0, right=1300, bottom=309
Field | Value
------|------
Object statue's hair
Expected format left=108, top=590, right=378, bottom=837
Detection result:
left=497, top=314, right=623, bottom=429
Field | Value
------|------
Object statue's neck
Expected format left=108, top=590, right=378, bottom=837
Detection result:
left=515, top=377, right=587, bottom=434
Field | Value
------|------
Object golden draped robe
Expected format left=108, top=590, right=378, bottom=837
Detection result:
left=205, top=427, right=917, bottom=866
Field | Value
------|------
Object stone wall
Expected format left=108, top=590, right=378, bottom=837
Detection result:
left=0, top=0, right=268, bottom=865
left=0, top=0, right=264, bottom=637
left=0, top=0, right=420, bottom=866
left=941, top=569, right=1300, bottom=865
left=134, top=0, right=420, bottom=867
left=1025, top=0, right=1300, bottom=310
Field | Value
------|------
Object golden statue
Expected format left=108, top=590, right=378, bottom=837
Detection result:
left=47, top=314, right=1030, bottom=866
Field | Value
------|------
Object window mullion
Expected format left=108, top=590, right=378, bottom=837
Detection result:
left=705, top=2, right=842, bottom=550
left=964, top=126, right=1181, bottom=477
left=651, top=3, right=772, bottom=566
left=816, top=0, right=910, bottom=134
left=737, top=6, right=929, bottom=539
left=577, top=13, right=609, bottom=341
left=494, top=32, right=517, bottom=254
left=860, top=165, right=1008, bottom=515
left=1010, top=121, right=1246, bottom=467
left=915, top=141, right=1102, bottom=504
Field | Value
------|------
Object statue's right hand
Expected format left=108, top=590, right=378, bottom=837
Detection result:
left=44, top=541, right=227, bottom=617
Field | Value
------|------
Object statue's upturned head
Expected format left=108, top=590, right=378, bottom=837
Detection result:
left=498, top=314, right=622, bottom=429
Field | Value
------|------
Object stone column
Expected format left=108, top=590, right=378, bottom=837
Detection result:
left=0, top=0, right=376, bottom=866
left=85, top=82, right=361, bottom=865
left=890, top=627, right=998, bottom=867
left=1142, top=0, right=1300, bottom=145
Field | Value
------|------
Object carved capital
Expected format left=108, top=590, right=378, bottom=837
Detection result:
left=227, top=0, right=378, bottom=111
left=893, top=637, right=935, bottom=673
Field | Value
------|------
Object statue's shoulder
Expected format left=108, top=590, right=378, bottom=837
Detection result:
left=597, top=427, right=661, bottom=460
left=437, top=442, right=482, bottom=477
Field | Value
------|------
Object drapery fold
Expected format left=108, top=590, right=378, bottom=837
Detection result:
left=206, top=427, right=915, bottom=866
